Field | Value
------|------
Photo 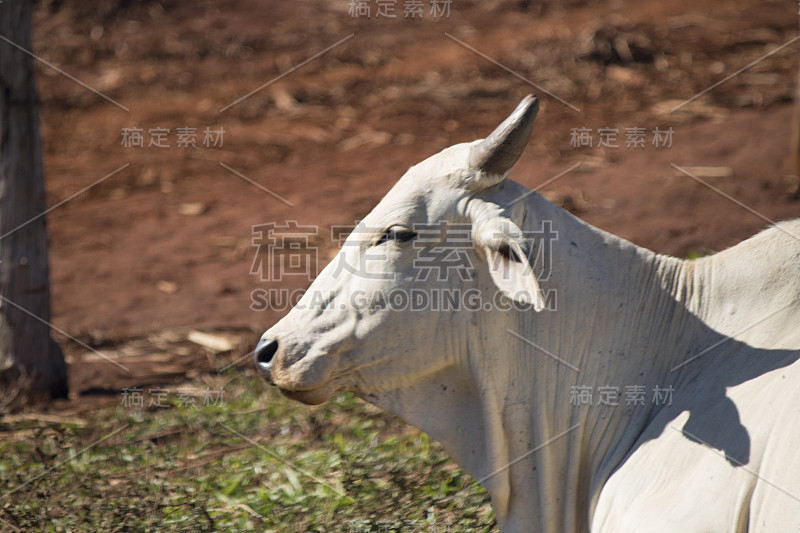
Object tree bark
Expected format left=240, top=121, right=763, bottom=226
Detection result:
left=794, top=15, right=800, bottom=180
left=0, top=1, right=68, bottom=398
left=794, top=47, right=800, bottom=179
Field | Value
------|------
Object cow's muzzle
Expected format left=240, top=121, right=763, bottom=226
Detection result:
left=254, top=337, right=279, bottom=383
left=253, top=335, right=337, bottom=405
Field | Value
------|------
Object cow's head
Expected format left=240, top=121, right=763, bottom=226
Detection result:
left=255, top=95, right=544, bottom=405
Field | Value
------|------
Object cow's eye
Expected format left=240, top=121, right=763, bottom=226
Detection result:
left=497, top=242, right=523, bottom=263
left=376, top=226, right=417, bottom=246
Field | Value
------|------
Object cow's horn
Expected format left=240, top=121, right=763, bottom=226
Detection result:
left=469, top=95, right=539, bottom=181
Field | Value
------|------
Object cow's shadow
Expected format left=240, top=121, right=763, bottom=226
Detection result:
left=622, top=314, right=799, bottom=469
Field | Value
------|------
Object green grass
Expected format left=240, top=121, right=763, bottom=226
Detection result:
left=0, top=373, right=496, bottom=532
left=683, top=248, right=716, bottom=260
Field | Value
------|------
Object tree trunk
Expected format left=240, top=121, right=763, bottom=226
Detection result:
left=794, top=15, right=800, bottom=180
left=0, top=2, right=68, bottom=398
left=794, top=52, right=800, bottom=179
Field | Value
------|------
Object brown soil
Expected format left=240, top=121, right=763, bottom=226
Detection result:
left=24, top=0, right=800, bottom=399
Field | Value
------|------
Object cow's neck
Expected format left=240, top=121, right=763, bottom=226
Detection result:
left=369, top=192, right=704, bottom=533
left=473, top=195, right=698, bottom=532
left=466, top=192, right=705, bottom=532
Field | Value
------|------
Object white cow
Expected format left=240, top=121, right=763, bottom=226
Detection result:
left=255, top=95, right=800, bottom=532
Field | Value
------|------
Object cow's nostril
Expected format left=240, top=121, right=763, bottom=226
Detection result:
left=254, top=338, right=279, bottom=370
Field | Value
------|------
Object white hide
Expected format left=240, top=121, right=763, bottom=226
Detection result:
left=258, top=101, right=800, bottom=533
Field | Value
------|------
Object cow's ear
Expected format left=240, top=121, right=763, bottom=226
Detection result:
left=474, top=219, right=545, bottom=311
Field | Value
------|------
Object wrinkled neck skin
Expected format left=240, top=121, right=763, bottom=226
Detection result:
left=366, top=179, right=706, bottom=533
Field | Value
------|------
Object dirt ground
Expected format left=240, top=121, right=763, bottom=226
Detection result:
left=26, top=0, right=800, bottom=397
